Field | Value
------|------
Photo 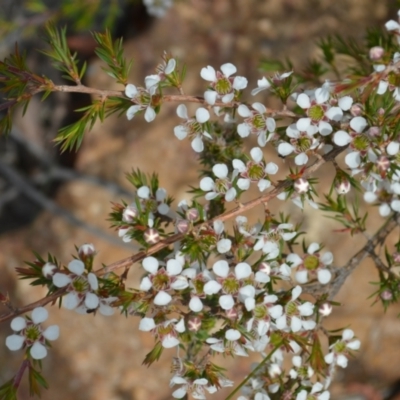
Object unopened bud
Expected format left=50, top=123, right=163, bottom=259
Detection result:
left=144, top=228, right=160, bottom=244
left=376, top=156, right=390, bottom=172
left=381, top=290, right=393, bottom=301
left=350, top=103, right=363, bottom=117
left=186, top=208, right=199, bottom=221
left=393, top=252, right=400, bottom=264
left=259, top=262, right=271, bottom=275
left=369, top=46, right=384, bottom=60
left=334, top=177, right=351, bottom=195
left=294, top=178, right=309, bottom=194
left=188, top=317, right=202, bottom=332
left=176, top=219, right=190, bottom=233
left=368, top=126, right=381, bottom=137
left=319, top=302, right=333, bottom=317
left=122, top=206, right=138, bottom=223
left=42, top=262, right=57, bottom=278
left=78, top=244, right=96, bottom=269
left=226, top=307, right=238, bottom=319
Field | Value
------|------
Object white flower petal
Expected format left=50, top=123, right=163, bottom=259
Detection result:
left=219, top=294, right=234, bottom=310
left=200, top=177, right=214, bottom=191
left=296, top=93, right=311, bottom=109
left=213, top=260, right=229, bottom=277
left=221, top=63, right=237, bottom=77
left=63, top=292, right=80, bottom=310
left=125, top=84, right=138, bottom=98
left=295, top=153, right=308, bottom=165
left=238, top=104, right=251, bottom=117
left=350, top=116, right=367, bottom=133
left=339, top=96, right=353, bottom=110
left=213, top=164, right=228, bottom=179
left=162, top=335, right=180, bottom=348
left=225, top=329, right=241, bottom=341
left=10, top=317, right=26, bottom=332
left=295, top=270, right=308, bottom=283
left=333, top=130, right=352, bottom=146
left=296, top=118, right=311, bottom=131
left=345, top=151, right=361, bottom=168
left=217, top=238, right=232, bottom=253
left=154, top=291, right=172, bottom=306
left=85, top=293, right=99, bottom=309
left=204, top=90, right=217, bottom=105
left=204, top=280, right=222, bottom=295
left=278, top=143, right=294, bottom=156
left=68, top=259, right=85, bottom=275
left=191, top=136, right=204, bottom=152
left=325, top=106, right=343, bottom=122
left=30, top=342, right=47, bottom=360
left=201, top=65, right=216, bottom=81
left=189, top=297, right=203, bottom=312
left=235, top=262, right=252, bottom=279
left=139, top=317, right=156, bottom=331
left=317, top=269, right=332, bottom=284
left=142, top=256, right=159, bottom=274
left=176, top=104, right=188, bottom=119
left=144, top=106, right=156, bottom=122
left=31, top=307, right=48, bottom=324
left=250, top=147, right=263, bottom=163
left=196, top=108, right=210, bottom=123
left=43, top=325, right=60, bottom=341
left=167, top=259, right=183, bottom=276
left=6, top=334, right=25, bottom=351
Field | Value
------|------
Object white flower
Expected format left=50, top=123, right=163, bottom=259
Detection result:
left=296, top=382, right=330, bottom=400
left=174, top=104, right=212, bottom=152
left=125, top=75, right=160, bottom=122
left=6, top=307, right=59, bottom=360
left=143, top=0, right=173, bottom=17
left=276, top=286, right=316, bottom=333
left=278, top=123, right=319, bottom=166
left=254, top=223, right=297, bottom=259
left=288, top=243, right=333, bottom=285
left=199, top=164, right=237, bottom=202
left=325, top=329, right=360, bottom=368
left=237, top=103, right=276, bottom=146
left=201, top=63, right=247, bottom=105
left=170, top=376, right=222, bottom=399
left=53, top=259, right=100, bottom=312
left=233, top=147, right=278, bottom=191
left=251, top=77, right=271, bottom=96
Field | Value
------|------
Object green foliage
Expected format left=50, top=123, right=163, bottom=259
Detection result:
left=93, top=29, right=133, bottom=86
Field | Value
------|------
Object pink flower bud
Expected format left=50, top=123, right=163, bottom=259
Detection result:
left=369, top=46, right=384, bottom=60
left=122, top=206, right=138, bottom=223
left=350, top=103, right=363, bottom=117
left=144, top=228, right=160, bottom=244
left=380, top=290, right=393, bottom=301
left=334, top=178, right=351, bottom=195
left=176, top=219, right=190, bottom=233
left=188, top=317, right=202, bottom=332
left=186, top=208, right=199, bottom=221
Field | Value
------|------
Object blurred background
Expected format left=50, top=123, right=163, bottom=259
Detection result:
left=1, top=0, right=400, bottom=399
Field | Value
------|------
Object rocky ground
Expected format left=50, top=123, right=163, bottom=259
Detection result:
left=1, top=1, right=400, bottom=399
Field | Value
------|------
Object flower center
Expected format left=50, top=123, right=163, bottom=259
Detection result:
left=285, top=301, right=298, bottom=317
left=222, top=276, right=240, bottom=294
left=215, top=77, right=232, bottom=95
left=333, top=341, right=346, bottom=353
left=214, top=178, right=230, bottom=194
left=246, top=162, right=265, bottom=181
left=388, top=72, right=400, bottom=87
left=72, top=276, right=90, bottom=293
left=295, top=136, right=313, bottom=153
left=189, top=121, right=204, bottom=137
left=193, top=279, right=205, bottom=295
left=253, top=304, right=269, bottom=319
left=152, top=272, right=170, bottom=291
left=308, top=104, right=325, bottom=121
left=352, top=135, right=369, bottom=151
left=25, top=324, right=42, bottom=342
left=251, top=114, right=266, bottom=130
left=303, top=255, right=319, bottom=270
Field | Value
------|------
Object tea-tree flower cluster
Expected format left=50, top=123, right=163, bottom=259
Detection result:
left=6, top=307, right=59, bottom=360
